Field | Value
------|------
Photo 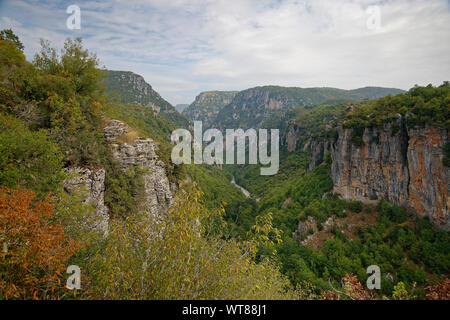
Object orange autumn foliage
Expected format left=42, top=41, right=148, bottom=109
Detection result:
left=425, top=279, right=450, bottom=300
left=0, top=187, right=82, bottom=299
left=321, top=273, right=371, bottom=300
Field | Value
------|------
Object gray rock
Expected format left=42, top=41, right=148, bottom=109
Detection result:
left=103, top=119, right=172, bottom=220
left=63, top=167, right=109, bottom=235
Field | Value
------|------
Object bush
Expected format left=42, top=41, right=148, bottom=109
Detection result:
left=348, top=201, right=363, bottom=213
left=87, top=186, right=298, bottom=299
left=0, top=113, right=64, bottom=196
left=104, top=163, right=146, bottom=218
left=443, top=143, right=450, bottom=167
left=0, top=187, right=81, bottom=299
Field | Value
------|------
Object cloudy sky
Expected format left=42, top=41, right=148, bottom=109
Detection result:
left=0, top=0, right=449, bottom=105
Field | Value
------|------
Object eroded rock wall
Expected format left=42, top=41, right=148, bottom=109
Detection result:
left=103, top=119, right=172, bottom=219
left=330, top=121, right=449, bottom=231
left=406, top=126, right=449, bottom=229
left=63, top=167, right=109, bottom=235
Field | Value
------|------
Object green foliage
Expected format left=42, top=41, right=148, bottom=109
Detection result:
left=225, top=150, right=310, bottom=197
left=348, top=201, right=363, bottom=213
left=391, top=282, right=416, bottom=300
left=85, top=186, right=299, bottom=299
left=287, top=103, right=349, bottom=144
left=103, top=70, right=188, bottom=128
left=214, top=85, right=403, bottom=130
left=103, top=97, right=186, bottom=183
left=0, top=29, right=24, bottom=51
left=33, top=38, right=108, bottom=167
left=443, top=142, right=450, bottom=167
left=0, top=113, right=64, bottom=196
left=377, top=200, right=409, bottom=224
left=104, top=163, right=146, bottom=218
left=1, top=31, right=447, bottom=301
left=344, top=83, right=450, bottom=130
left=185, top=164, right=247, bottom=210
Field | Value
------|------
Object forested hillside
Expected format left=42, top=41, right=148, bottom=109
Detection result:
left=212, top=86, right=405, bottom=130
left=104, top=70, right=188, bottom=128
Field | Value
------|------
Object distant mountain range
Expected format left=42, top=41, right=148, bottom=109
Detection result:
left=103, top=70, right=405, bottom=131
left=183, top=86, right=405, bottom=129
left=216, top=86, right=407, bottom=129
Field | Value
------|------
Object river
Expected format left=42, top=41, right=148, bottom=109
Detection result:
left=231, top=176, right=251, bottom=198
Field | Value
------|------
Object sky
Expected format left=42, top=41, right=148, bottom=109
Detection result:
left=0, top=0, right=449, bottom=105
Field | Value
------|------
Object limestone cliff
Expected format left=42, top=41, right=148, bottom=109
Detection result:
left=183, top=91, right=238, bottom=129
left=63, top=167, right=109, bottom=235
left=285, top=116, right=449, bottom=230
left=406, top=126, right=449, bottom=230
left=63, top=119, right=173, bottom=232
left=330, top=121, right=449, bottom=231
left=103, top=119, right=172, bottom=219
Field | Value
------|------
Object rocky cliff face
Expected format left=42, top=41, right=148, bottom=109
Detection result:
left=63, top=119, right=173, bottom=232
left=103, top=120, right=172, bottom=219
left=63, top=167, right=109, bottom=235
left=330, top=121, right=449, bottom=231
left=183, top=91, right=238, bottom=129
left=406, top=126, right=449, bottom=230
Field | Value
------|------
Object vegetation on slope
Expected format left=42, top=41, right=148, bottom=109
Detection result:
left=104, top=70, right=189, bottom=128
left=344, top=82, right=450, bottom=130
left=213, top=85, right=404, bottom=129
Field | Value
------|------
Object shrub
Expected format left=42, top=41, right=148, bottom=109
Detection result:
left=0, top=187, right=81, bottom=299
left=0, top=113, right=64, bottom=196
left=88, top=186, right=298, bottom=299
left=444, top=143, right=450, bottom=167
left=348, top=201, right=363, bottom=213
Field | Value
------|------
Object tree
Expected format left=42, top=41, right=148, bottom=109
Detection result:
left=0, top=29, right=24, bottom=51
left=0, top=187, right=81, bottom=299
left=391, top=282, right=416, bottom=300
left=0, top=113, right=64, bottom=196
left=32, top=38, right=107, bottom=167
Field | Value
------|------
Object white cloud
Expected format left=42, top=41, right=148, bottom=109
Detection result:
left=0, top=0, right=449, bottom=104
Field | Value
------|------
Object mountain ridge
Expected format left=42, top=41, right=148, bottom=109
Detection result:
left=213, top=85, right=405, bottom=129
left=103, top=70, right=189, bottom=128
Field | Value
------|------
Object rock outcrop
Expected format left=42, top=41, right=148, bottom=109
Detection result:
left=286, top=125, right=300, bottom=152
left=63, top=167, right=109, bottom=235
left=183, top=91, right=238, bottom=129
left=308, top=140, right=331, bottom=172
left=103, top=119, right=172, bottom=219
left=330, top=121, right=449, bottom=231
left=293, top=216, right=318, bottom=241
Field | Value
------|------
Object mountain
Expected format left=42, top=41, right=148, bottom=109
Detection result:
left=103, top=70, right=188, bottom=128
left=213, top=86, right=405, bottom=129
left=175, top=104, right=189, bottom=113
left=183, top=91, right=238, bottom=128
